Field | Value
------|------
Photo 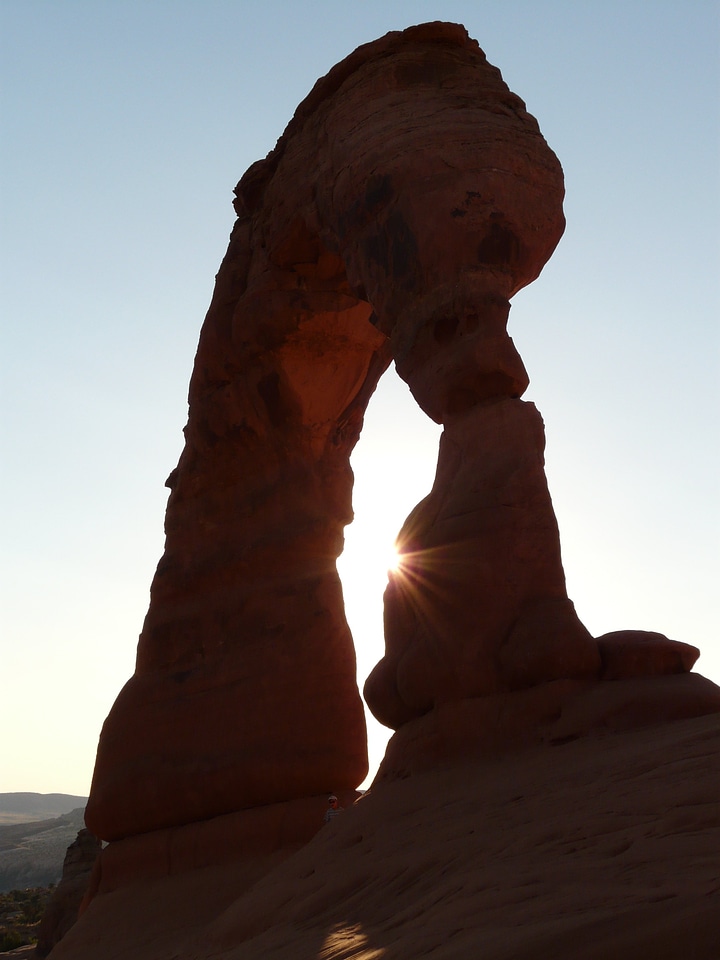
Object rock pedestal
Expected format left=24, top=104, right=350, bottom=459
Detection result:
left=365, top=398, right=599, bottom=729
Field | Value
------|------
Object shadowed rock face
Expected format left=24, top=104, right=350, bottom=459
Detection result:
left=35, top=828, right=102, bottom=957
left=85, top=23, right=707, bottom=844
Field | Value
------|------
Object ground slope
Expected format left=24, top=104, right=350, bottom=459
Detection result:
left=0, top=810, right=86, bottom=893
left=50, top=712, right=719, bottom=960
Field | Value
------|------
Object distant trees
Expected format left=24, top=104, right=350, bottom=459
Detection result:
left=0, top=885, right=54, bottom=950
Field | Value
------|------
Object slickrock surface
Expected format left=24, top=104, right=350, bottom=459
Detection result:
left=51, top=714, right=720, bottom=959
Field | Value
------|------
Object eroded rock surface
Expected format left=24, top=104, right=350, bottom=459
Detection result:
left=35, top=828, right=102, bottom=957
left=85, top=22, right=715, bottom=849
left=365, top=398, right=599, bottom=729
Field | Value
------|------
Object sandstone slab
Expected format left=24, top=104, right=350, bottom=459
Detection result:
left=52, top=713, right=720, bottom=960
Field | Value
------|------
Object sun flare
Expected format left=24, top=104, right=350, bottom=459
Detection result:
left=386, top=543, right=403, bottom=573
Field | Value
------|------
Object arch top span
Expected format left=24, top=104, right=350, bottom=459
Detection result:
left=86, top=23, right=594, bottom=842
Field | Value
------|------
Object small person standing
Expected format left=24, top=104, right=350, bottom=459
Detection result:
left=324, top=794, right=344, bottom=823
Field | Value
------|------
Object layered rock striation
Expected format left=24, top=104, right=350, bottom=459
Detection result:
left=85, top=22, right=717, bottom=854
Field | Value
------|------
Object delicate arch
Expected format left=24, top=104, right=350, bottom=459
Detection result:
left=86, top=23, right=595, bottom=842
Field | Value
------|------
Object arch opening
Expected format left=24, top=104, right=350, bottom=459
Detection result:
left=336, top=365, right=441, bottom=787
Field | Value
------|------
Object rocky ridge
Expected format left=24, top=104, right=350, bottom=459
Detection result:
left=0, top=796, right=87, bottom=828
left=0, top=809, right=86, bottom=893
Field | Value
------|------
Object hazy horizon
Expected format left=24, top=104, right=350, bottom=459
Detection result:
left=1, top=0, right=718, bottom=796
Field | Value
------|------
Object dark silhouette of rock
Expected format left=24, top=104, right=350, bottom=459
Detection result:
left=85, top=21, right=580, bottom=844
left=46, top=21, right=720, bottom=960
left=597, top=630, right=699, bottom=679
left=34, top=829, right=101, bottom=957
left=84, top=22, right=718, bottom=856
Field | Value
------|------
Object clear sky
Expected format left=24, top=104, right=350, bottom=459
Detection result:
left=1, top=0, right=718, bottom=796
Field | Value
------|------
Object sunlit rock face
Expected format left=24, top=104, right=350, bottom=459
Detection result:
left=85, top=22, right=706, bottom=844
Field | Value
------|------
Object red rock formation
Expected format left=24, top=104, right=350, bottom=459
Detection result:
left=85, top=22, right=714, bottom=848
left=596, top=629, right=699, bottom=679
left=52, top=22, right=720, bottom=960
left=35, top=828, right=102, bottom=957
left=365, top=399, right=599, bottom=729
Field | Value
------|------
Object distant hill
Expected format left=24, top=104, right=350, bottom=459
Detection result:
left=0, top=794, right=88, bottom=826
left=0, top=807, right=87, bottom=892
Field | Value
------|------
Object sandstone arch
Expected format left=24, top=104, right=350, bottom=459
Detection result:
left=86, top=22, right=601, bottom=841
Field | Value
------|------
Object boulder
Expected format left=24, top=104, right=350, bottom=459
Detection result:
left=597, top=630, right=700, bottom=679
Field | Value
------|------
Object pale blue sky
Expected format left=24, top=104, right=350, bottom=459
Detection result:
left=1, top=1, right=718, bottom=794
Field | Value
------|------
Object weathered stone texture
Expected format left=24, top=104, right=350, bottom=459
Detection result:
left=35, top=828, right=102, bottom=957
left=85, top=22, right=715, bottom=848
left=365, top=399, right=599, bottom=729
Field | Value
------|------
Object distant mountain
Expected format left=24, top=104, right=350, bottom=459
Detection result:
left=0, top=807, right=86, bottom=892
left=0, top=794, right=88, bottom=826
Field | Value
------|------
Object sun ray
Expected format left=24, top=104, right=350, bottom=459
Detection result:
left=386, top=542, right=403, bottom=573
left=385, top=540, right=472, bottom=642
